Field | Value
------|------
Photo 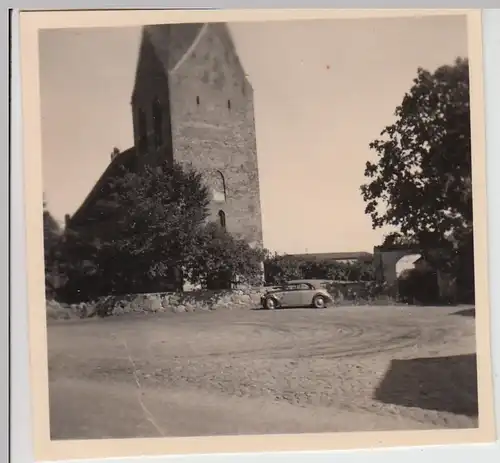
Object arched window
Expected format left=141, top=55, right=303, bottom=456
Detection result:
left=137, top=109, right=147, bottom=153
left=152, top=99, right=163, bottom=149
left=196, top=95, right=200, bottom=106
left=227, top=99, right=231, bottom=110
left=212, top=170, right=227, bottom=203
left=218, top=210, right=226, bottom=230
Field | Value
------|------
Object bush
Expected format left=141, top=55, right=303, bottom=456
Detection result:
left=397, top=267, right=440, bottom=305
left=48, top=160, right=267, bottom=303
left=186, top=222, right=266, bottom=289
left=264, top=254, right=376, bottom=285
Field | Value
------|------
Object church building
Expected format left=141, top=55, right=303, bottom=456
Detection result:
left=67, top=22, right=264, bottom=291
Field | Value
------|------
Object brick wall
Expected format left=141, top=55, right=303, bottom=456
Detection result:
left=167, top=23, right=263, bottom=248
left=131, top=29, right=174, bottom=167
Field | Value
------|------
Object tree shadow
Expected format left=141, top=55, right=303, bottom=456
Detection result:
left=451, top=307, right=476, bottom=318
left=373, top=354, right=478, bottom=417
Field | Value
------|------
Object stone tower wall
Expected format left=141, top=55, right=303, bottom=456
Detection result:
left=167, top=23, right=263, bottom=248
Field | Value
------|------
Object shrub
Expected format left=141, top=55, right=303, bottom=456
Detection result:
left=264, top=254, right=376, bottom=285
left=397, top=267, right=440, bottom=305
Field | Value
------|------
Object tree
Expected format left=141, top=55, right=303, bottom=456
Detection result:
left=380, top=231, right=419, bottom=250
left=43, top=198, right=64, bottom=298
left=186, top=222, right=266, bottom=289
left=60, top=160, right=211, bottom=300
left=43, top=197, right=62, bottom=261
left=361, top=57, right=473, bottom=292
left=59, top=159, right=267, bottom=301
left=106, top=160, right=210, bottom=290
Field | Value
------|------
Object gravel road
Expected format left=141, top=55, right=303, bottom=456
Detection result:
left=47, top=304, right=478, bottom=440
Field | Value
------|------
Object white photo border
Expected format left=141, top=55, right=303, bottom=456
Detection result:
left=7, top=2, right=500, bottom=463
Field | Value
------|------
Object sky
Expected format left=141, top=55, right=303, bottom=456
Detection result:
left=39, top=14, right=468, bottom=254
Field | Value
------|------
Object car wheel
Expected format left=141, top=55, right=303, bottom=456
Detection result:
left=312, top=295, right=326, bottom=309
left=264, top=297, right=277, bottom=310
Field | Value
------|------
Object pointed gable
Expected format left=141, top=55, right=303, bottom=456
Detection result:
left=208, top=22, right=251, bottom=90
left=145, top=23, right=205, bottom=72
left=132, top=22, right=251, bottom=101
left=132, top=23, right=205, bottom=103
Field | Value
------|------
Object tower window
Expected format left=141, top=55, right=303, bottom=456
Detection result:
left=218, top=210, right=226, bottom=230
left=196, top=96, right=200, bottom=105
left=137, top=109, right=147, bottom=153
left=152, top=99, right=163, bottom=149
left=212, top=170, right=227, bottom=203
left=227, top=99, right=231, bottom=110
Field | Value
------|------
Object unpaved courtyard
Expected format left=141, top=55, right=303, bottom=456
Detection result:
left=47, top=304, right=478, bottom=440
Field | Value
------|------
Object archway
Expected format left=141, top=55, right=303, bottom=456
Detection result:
left=373, top=246, right=445, bottom=304
left=395, top=254, right=439, bottom=304
left=395, top=254, right=422, bottom=278
left=373, top=248, right=422, bottom=288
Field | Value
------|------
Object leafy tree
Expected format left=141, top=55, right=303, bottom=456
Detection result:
left=43, top=197, right=64, bottom=298
left=186, top=222, right=266, bottom=289
left=398, top=267, right=440, bottom=305
left=58, top=159, right=267, bottom=301
left=380, top=231, right=419, bottom=250
left=43, top=197, right=61, bottom=261
left=60, top=160, right=210, bottom=299
left=56, top=227, right=105, bottom=302
left=361, top=57, right=473, bottom=295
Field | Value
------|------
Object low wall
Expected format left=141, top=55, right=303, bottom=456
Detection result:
left=47, top=287, right=268, bottom=320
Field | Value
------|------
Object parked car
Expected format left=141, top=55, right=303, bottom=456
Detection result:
left=260, top=279, right=335, bottom=310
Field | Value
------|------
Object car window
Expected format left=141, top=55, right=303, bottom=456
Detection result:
left=285, top=283, right=312, bottom=290
left=297, top=283, right=311, bottom=290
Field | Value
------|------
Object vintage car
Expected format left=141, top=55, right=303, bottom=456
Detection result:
left=260, top=279, right=335, bottom=310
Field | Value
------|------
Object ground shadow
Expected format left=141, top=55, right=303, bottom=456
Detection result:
left=451, top=307, right=476, bottom=318
left=373, top=354, right=478, bottom=417
left=251, top=306, right=309, bottom=311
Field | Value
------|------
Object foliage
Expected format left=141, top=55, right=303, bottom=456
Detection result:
left=380, top=231, right=419, bottom=250
left=264, top=254, right=376, bottom=285
left=397, top=267, right=440, bottom=305
left=361, top=57, right=474, bottom=298
left=102, top=160, right=210, bottom=271
left=361, top=58, right=471, bottom=246
left=54, top=160, right=266, bottom=302
left=59, top=160, right=210, bottom=301
left=43, top=198, right=64, bottom=298
left=186, top=222, right=267, bottom=289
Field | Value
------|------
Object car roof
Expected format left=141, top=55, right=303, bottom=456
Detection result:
left=286, top=279, right=329, bottom=286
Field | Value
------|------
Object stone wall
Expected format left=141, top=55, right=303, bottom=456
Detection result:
left=47, top=287, right=268, bottom=320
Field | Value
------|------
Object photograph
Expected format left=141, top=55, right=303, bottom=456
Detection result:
left=19, top=7, right=495, bottom=461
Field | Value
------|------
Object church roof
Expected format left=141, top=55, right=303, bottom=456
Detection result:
left=68, top=146, right=137, bottom=228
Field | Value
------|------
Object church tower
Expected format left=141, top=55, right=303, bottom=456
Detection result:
left=131, top=22, right=263, bottom=249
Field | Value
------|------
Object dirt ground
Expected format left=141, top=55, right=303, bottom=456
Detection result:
left=47, top=304, right=478, bottom=440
